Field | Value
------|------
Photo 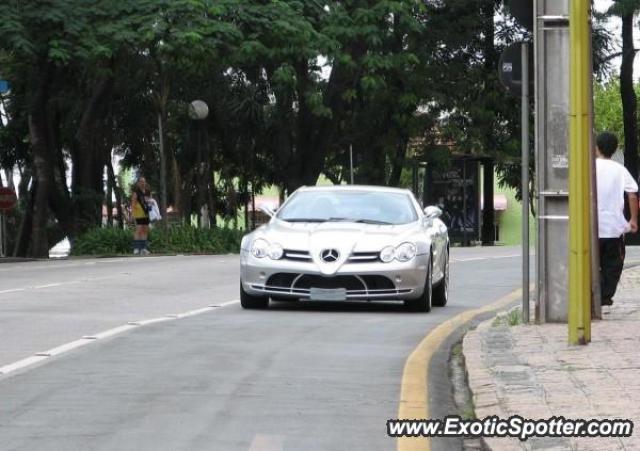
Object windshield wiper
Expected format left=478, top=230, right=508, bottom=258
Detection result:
left=329, top=217, right=394, bottom=225
left=353, top=219, right=394, bottom=225
left=282, top=218, right=327, bottom=223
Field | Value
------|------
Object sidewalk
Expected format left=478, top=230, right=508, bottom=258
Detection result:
left=463, top=265, right=640, bottom=450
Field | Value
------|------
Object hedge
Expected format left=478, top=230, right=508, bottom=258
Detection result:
left=70, top=225, right=244, bottom=256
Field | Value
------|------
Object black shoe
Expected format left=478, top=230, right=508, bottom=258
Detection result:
left=601, top=298, right=613, bottom=306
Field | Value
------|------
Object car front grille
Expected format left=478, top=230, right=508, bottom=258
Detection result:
left=282, top=249, right=312, bottom=262
left=348, top=252, right=380, bottom=263
left=282, top=249, right=380, bottom=263
left=252, top=273, right=410, bottom=299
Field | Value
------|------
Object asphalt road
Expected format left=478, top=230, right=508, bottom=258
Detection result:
left=0, top=247, right=556, bottom=450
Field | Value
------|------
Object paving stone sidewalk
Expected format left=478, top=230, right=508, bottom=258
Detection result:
left=463, top=265, right=640, bottom=451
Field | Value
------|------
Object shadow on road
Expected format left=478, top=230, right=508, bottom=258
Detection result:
left=264, top=299, right=440, bottom=314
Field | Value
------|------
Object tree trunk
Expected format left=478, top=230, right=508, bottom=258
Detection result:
left=106, top=167, right=113, bottom=227
left=157, top=109, right=168, bottom=225
left=171, top=152, right=182, bottom=220
left=48, top=109, right=74, bottom=237
left=387, top=138, right=408, bottom=187
left=481, top=159, right=495, bottom=245
left=72, top=75, right=114, bottom=234
left=106, top=157, right=124, bottom=229
left=620, top=13, right=639, bottom=182
left=28, top=65, right=55, bottom=258
left=206, top=132, right=217, bottom=228
left=14, top=184, right=35, bottom=257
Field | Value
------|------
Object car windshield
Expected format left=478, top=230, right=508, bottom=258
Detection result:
left=277, top=190, right=418, bottom=225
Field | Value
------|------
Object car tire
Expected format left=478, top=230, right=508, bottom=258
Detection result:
left=432, top=248, right=449, bottom=307
left=240, top=282, right=269, bottom=309
left=404, top=257, right=432, bottom=312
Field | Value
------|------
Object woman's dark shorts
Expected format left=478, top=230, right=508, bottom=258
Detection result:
left=135, top=218, right=150, bottom=226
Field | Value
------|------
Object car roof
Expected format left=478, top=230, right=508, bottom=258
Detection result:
left=296, top=185, right=413, bottom=195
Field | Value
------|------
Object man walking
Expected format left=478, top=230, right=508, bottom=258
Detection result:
left=595, top=132, right=638, bottom=306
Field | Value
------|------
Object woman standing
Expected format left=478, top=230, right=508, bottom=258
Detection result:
left=131, top=177, right=151, bottom=255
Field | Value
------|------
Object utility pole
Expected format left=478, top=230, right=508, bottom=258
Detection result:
left=568, top=0, right=592, bottom=345
left=521, top=42, right=530, bottom=324
left=534, top=0, right=571, bottom=323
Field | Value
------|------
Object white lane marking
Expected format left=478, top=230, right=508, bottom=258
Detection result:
left=0, top=275, right=123, bottom=296
left=0, top=255, right=226, bottom=273
left=176, top=307, right=216, bottom=318
left=34, top=283, right=64, bottom=289
left=0, top=288, right=26, bottom=294
left=134, top=317, right=174, bottom=326
left=0, top=356, right=49, bottom=374
left=248, top=434, right=284, bottom=451
left=451, top=254, right=522, bottom=263
left=35, top=338, right=96, bottom=357
left=0, top=300, right=240, bottom=377
left=210, top=300, right=239, bottom=308
left=92, top=325, right=139, bottom=340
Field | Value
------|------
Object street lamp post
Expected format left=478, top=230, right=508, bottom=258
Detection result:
left=189, top=100, right=210, bottom=228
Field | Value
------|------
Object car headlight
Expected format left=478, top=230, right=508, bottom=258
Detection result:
left=267, top=243, right=284, bottom=260
left=395, top=242, right=417, bottom=262
left=251, top=239, right=284, bottom=260
left=251, top=238, right=269, bottom=258
left=380, top=245, right=396, bottom=263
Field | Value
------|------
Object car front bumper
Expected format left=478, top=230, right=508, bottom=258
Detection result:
left=240, top=251, right=429, bottom=301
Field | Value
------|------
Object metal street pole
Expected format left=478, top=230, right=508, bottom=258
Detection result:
left=350, top=145, right=354, bottom=184
left=157, top=112, right=168, bottom=226
left=0, top=212, right=4, bottom=257
left=568, top=0, right=592, bottom=345
left=521, top=42, right=530, bottom=324
left=588, top=22, right=602, bottom=320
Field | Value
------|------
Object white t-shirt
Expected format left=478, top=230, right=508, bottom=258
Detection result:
left=596, top=158, right=638, bottom=238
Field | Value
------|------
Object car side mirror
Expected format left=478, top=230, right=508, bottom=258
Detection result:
left=423, top=206, right=442, bottom=220
left=259, top=206, right=276, bottom=218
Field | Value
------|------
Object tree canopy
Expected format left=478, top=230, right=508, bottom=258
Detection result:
left=0, top=0, right=630, bottom=257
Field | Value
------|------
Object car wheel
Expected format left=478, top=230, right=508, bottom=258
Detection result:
left=240, top=282, right=269, bottom=309
left=404, top=257, right=432, bottom=312
left=432, top=248, right=449, bottom=307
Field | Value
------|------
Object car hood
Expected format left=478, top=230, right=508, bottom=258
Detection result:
left=248, top=219, right=427, bottom=275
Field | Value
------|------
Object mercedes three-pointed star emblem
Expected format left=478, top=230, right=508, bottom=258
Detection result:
left=320, top=249, right=340, bottom=263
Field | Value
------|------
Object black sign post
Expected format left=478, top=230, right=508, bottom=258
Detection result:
left=498, top=42, right=533, bottom=97
left=498, top=39, right=532, bottom=324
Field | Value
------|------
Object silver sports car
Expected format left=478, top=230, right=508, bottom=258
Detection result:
left=239, top=185, right=449, bottom=311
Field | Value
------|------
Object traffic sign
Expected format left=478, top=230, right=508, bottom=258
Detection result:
left=0, top=187, right=17, bottom=211
left=498, top=42, right=533, bottom=97
left=0, top=80, right=9, bottom=94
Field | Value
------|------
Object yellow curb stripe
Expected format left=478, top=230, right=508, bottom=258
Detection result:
left=397, top=287, right=530, bottom=451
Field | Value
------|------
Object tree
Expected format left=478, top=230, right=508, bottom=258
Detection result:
left=608, top=0, right=640, bottom=181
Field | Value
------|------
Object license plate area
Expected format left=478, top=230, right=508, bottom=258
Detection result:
left=309, top=287, right=347, bottom=301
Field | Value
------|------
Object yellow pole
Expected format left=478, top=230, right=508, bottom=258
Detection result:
left=568, top=0, right=592, bottom=345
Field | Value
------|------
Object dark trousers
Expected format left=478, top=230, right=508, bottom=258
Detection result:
left=599, top=236, right=625, bottom=302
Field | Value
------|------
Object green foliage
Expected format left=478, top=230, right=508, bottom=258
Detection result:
left=71, top=226, right=243, bottom=256
left=70, top=227, right=133, bottom=256
left=4, top=0, right=625, bottom=256
left=593, top=78, right=639, bottom=141
left=492, top=307, right=522, bottom=327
